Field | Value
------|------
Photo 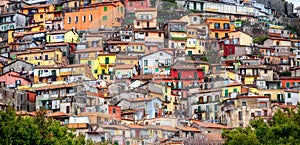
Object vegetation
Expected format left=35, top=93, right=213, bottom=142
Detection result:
left=222, top=108, right=300, bottom=145
left=0, top=107, right=89, bottom=145
left=253, top=35, right=268, bottom=45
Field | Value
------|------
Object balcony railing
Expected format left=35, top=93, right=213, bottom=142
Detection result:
left=170, top=37, right=187, bottom=41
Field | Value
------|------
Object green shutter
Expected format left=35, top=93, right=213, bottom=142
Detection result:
left=286, top=82, right=290, bottom=88
left=233, top=88, right=237, bottom=92
left=110, top=75, right=114, bottom=80
left=202, top=66, right=206, bottom=74
left=178, top=72, right=181, bottom=79
left=51, top=70, right=56, bottom=76
left=225, top=89, right=229, bottom=97
left=277, top=94, right=281, bottom=101
left=104, top=6, right=107, bottom=11
left=105, top=57, right=109, bottom=64
left=288, top=93, right=291, bottom=98
left=155, top=68, right=159, bottom=72
left=94, top=70, right=98, bottom=74
left=103, top=16, right=107, bottom=21
left=198, top=106, right=201, bottom=112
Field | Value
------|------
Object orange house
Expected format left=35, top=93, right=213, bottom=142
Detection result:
left=22, top=4, right=57, bottom=27
left=206, top=17, right=234, bottom=39
left=108, top=105, right=121, bottom=120
left=280, top=76, right=300, bottom=89
left=64, top=1, right=124, bottom=30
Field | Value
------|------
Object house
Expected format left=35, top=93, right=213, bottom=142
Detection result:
left=227, top=31, right=254, bottom=46
left=75, top=47, right=103, bottom=79
left=124, top=0, right=151, bottom=14
left=164, top=20, right=188, bottom=49
left=0, top=12, right=27, bottom=31
left=222, top=82, right=242, bottom=99
left=124, top=124, right=150, bottom=145
left=106, top=41, right=145, bottom=56
left=22, top=4, right=56, bottom=28
left=0, top=71, right=31, bottom=88
left=64, top=1, right=124, bottom=30
left=85, top=33, right=104, bottom=47
left=176, top=125, right=201, bottom=140
left=205, top=16, right=234, bottom=39
left=0, top=87, right=35, bottom=112
left=97, top=53, right=116, bottom=82
left=13, top=48, right=63, bottom=65
left=68, top=116, right=91, bottom=135
left=284, top=89, right=300, bottom=105
left=219, top=95, right=272, bottom=128
left=185, top=25, right=208, bottom=56
left=115, top=64, right=137, bottom=83
left=280, top=76, right=300, bottom=89
left=190, top=120, right=231, bottom=134
left=239, top=65, right=272, bottom=85
left=108, top=105, right=121, bottom=120
left=46, top=30, right=79, bottom=44
left=116, top=55, right=138, bottom=65
left=188, top=88, right=221, bottom=122
left=98, top=124, right=130, bottom=145
left=140, top=50, right=173, bottom=75
left=2, top=59, right=34, bottom=74
left=79, top=112, right=120, bottom=125
left=134, top=8, right=157, bottom=30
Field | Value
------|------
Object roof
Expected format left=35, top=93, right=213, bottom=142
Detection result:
left=124, top=124, right=146, bottom=129
left=192, top=120, right=231, bottom=129
left=75, top=47, right=103, bottom=53
left=175, top=60, right=209, bottom=65
left=140, top=50, right=173, bottom=58
left=23, top=4, right=52, bottom=9
left=115, top=64, right=135, bottom=70
left=45, top=42, right=69, bottom=47
left=116, top=55, right=138, bottom=59
left=14, top=48, right=62, bottom=55
left=134, top=8, right=157, bottom=12
left=204, top=133, right=224, bottom=141
left=33, top=83, right=82, bottom=91
left=47, top=111, right=70, bottom=117
left=160, top=126, right=178, bottom=132
left=176, top=126, right=200, bottom=132
left=171, top=65, right=203, bottom=70
left=272, top=103, right=297, bottom=109
left=226, top=82, right=241, bottom=87
left=168, top=19, right=188, bottom=24
left=101, top=125, right=129, bottom=130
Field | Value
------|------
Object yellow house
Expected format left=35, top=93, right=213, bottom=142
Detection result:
left=97, top=53, right=116, bottom=79
left=14, top=48, right=63, bottom=65
left=258, top=89, right=284, bottom=102
left=22, top=4, right=56, bottom=27
left=75, top=47, right=103, bottom=79
left=134, top=8, right=157, bottom=29
left=162, top=85, right=179, bottom=113
left=46, top=30, right=79, bottom=43
left=206, top=17, right=234, bottom=39
left=186, top=25, right=207, bottom=55
left=222, top=82, right=242, bottom=99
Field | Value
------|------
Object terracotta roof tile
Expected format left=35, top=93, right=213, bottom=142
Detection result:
left=115, top=64, right=135, bottom=69
left=75, top=47, right=103, bottom=53
left=47, top=111, right=69, bottom=117
left=192, top=121, right=231, bottom=129
left=176, top=126, right=200, bottom=132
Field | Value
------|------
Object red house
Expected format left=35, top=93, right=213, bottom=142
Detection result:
left=125, top=0, right=151, bottom=13
left=0, top=71, right=31, bottom=87
left=108, top=105, right=121, bottom=120
left=221, top=43, right=235, bottom=57
left=280, top=76, right=300, bottom=89
left=171, top=66, right=204, bottom=80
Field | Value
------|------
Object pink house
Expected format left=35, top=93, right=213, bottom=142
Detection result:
left=125, top=0, right=151, bottom=13
left=0, top=71, right=30, bottom=87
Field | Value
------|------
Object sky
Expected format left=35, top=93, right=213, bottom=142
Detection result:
left=287, top=0, right=300, bottom=8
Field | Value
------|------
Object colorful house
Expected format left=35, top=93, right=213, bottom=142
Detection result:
left=75, top=47, right=103, bottom=79
left=222, top=82, right=242, bottom=99
left=13, top=48, right=63, bottom=66
left=64, top=1, right=124, bottom=30
left=164, top=20, right=188, bottom=49
left=46, top=30, right=79, bottom=44
left=97, top=53, right=116, bottom=80
left=205, top=17, right=234, bottom=39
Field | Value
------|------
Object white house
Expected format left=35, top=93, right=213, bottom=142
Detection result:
left=140, top=50, right=173, bottom=75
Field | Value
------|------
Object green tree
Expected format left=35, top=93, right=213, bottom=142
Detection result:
left=222, top=109, right=300, bottom=145
left=0, top=107, right=89, bottom=145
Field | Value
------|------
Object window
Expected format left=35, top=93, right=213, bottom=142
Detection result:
left=233, top=88, right=237, bottom=93
left=40, top=14, right=43, bottom=18
left=238, top=111, right=243, bottom=120
left=89, top=15, right=93, bottom=21
left=105, top=57, right=109, bottom=64
left=140, top=1, right=144, bottom=6
left=45, top=55, right=48, bottom=60
left=223, top=23, right=230, bottom=29
left=155, top=68, right=159, bottom=72
left=129, top=2, right=133, bottom=6
left=82, top=15, right=86, bottom=22
left=24, top=57, right=28, bottom=61
left=158, top=33, right=161, bottom=37
left=242, top=101, right=246, bottom=106
left=215, top=33, right=219, bottom=39
left=68, top=17, right=71, bottom=24
left=112, top=108, right=116, bottom=113
left=103, top=16, right=107, bottom=21
left=214, top=23, right=220, bottom=29
left=104, top=6, right=107, bottom=11
left=188, top=51, right=192, bottom=55
left=160, top=53, right=163, bottom=56
left=225, top=89, right=228, bottom=97
left=75, top=16, right=78, bottom=23
left=137, top=22, right=140, bottom=26
left=264, top=69, right=268, bottom=74
left=144, top=60, right=148, bottom=66
left=288, top=93, right=291, bottom=98
left=145, top=32, right=148, bottom=36
left=110, top=75, right=114, bottom=80
left=193, top=17, right=197, bottom=22
left=286, top=82, right=290, bottom=88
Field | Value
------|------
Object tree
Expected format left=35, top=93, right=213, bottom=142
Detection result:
left=222, top=108, right=300, bottom=145
left=0, top=107, right=88, bottom=145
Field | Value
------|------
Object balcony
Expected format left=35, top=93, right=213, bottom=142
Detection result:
left=170, top=37, right=187, bottom=41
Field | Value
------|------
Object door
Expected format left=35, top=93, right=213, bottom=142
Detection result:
left=225, top=89, right=229, bottom=97
left=147, top=22, right=150, bottom=28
